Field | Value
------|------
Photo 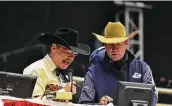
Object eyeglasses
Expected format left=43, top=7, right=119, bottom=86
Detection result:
left=57, top=45, right=78, bottom=56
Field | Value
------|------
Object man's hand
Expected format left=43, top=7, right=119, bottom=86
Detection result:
left=64, top=81, right=77, bottom=95
left=99, top=95, right=113, bottom=105
left=54, top=99, right=69, bottom=103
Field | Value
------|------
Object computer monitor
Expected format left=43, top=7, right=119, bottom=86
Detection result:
left=116, top=81, right=155, bottom=106
left=0, top=71, right=37, bottom=98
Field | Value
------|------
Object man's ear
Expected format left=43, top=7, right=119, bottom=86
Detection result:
left=125, top=40, right=129, bottom=50
left=51, top=43, right=57, bottom=53
left=125, top=40, right=129, bottom=46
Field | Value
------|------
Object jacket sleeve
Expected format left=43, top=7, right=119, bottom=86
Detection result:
left=78, top=71, right=98, bottom=104
left=142, top=64, right=158, bottom=106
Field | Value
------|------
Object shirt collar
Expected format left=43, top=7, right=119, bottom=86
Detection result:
left=43, top=54, right=57, bottom=72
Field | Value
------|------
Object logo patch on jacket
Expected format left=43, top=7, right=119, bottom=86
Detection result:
left=83, top=84, right=90, bottom=90
left=132, top=72, right=142, bottom=78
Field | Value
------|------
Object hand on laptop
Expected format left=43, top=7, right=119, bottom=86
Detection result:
left=99, top=95, right=113, bottom=105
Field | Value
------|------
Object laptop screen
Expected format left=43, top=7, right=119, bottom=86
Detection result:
left=0, top=71, right=37, bottom=98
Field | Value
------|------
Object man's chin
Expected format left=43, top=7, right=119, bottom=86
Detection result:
left=111, top=57, right=121, bottom=62
left=60, top=64, right=69, bottom=70
left=60, top=67, right=68, bottom=70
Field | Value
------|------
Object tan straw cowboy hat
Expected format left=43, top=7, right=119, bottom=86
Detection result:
left=92, top=22, right=139, bottom=43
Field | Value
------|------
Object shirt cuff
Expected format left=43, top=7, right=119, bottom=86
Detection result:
left=57, top=88, right=66, bottom=92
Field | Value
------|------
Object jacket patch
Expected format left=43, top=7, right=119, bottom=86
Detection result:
left=132, top=72, right=142, bottom=79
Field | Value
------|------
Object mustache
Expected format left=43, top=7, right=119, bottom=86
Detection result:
left=111, top=51, right=118, bottom=53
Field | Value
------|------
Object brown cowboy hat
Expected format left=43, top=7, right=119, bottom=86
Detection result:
left=39, top=28, right=90, bottom=55
left=93, top=22, right=139, bottom=43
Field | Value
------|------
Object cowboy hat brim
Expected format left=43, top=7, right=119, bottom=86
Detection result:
left=70, top=43, right=90, bottom=55
left=93, top=31, right=139, bottom=44
left=39, top=33, right=90, bottom=55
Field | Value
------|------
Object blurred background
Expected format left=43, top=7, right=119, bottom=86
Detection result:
left=0, top=1, right=171, bottom=104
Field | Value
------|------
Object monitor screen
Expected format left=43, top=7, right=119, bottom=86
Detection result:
left=116, top=81, right=155, bottom=106
left=0, top=71, right=37, bottom=98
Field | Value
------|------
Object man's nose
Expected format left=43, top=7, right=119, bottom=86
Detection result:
left=111, top=44, right=119, bottom=49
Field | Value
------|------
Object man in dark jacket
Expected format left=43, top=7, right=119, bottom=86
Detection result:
left=78, top=22, right=158, bottom=105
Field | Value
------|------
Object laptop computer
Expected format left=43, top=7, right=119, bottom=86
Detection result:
left=0, top=71, right=37, bottom=98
